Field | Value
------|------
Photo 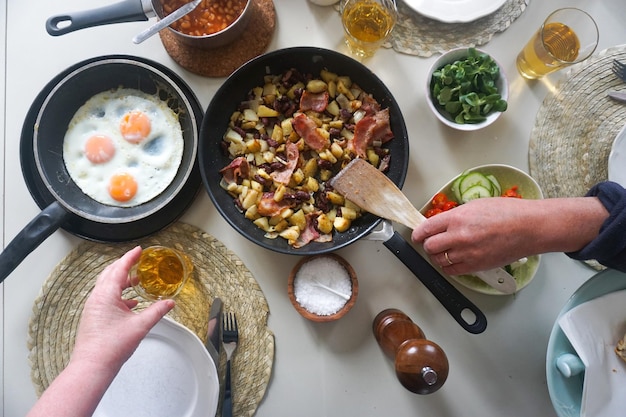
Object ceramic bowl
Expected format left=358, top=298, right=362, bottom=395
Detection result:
left=288, top=253, right=358, bottom=322
left=419, top=164, right=543, bottom=295
left=426, top=48, right=508, bottom=131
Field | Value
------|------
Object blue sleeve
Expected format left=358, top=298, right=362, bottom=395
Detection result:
left=566, top=181, right=626, bottom=272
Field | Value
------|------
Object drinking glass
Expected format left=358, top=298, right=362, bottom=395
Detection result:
left=128, top=245, right=193, bottom=301
left=516, top=8, right=598, bottom=80
left=341, top=0, right=397, bottom=59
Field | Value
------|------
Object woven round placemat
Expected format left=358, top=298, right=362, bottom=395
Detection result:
left=336, top=0, right=528, bottom=57
left=27, top=222, right=274, bottom=417
left=159, top=0, right=276, bottom=78
left=529, top=45, right=626, bottom=200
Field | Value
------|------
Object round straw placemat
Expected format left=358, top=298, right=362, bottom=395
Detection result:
left=529, top=45, right=626, bottom=199
left=335, top=0, right=528, bottom=57
left=28, top=222, right=274, bottom=417
left=160, top=0, right=276, bottom=78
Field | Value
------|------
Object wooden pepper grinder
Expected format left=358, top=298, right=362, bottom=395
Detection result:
left=373, top=308, right=449, bottom=394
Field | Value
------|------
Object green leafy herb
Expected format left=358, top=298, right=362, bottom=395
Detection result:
left=430, top=48, right=508, bottom=124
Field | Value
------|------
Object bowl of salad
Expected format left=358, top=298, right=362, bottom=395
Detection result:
left=419, top=164, right=543, bottom=295
left=426, top=48, right=508, bottom=131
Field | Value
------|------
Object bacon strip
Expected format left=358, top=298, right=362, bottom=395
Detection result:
left=348, top=108, right=394, bottom=158
left=292, top=113, right=330, bottom=151
left=219, top=156, right=250, bottom=184
left=271, top=142, right=299, bottom=185
left=293, top=213, right=320, bottom=248
left=257, top=192, right=296, bottom=217
left=299, top=91, right=329, bottom=112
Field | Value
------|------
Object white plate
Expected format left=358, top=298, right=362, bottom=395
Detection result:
left=93, top=316, right=219, bottom=417
left=402, top=0, right=507, bottom=23
left=608, top=123, right=626, bottom=187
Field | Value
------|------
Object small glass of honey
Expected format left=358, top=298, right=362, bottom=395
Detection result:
left=128, top=246, right=193, bottom=301
left=341, top=0, right=397, bottom=59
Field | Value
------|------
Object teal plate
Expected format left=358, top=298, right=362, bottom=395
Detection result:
left=546, top=269, right=626, bottom=417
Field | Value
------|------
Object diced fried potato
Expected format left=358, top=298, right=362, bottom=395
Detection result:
left=316, top=213, right=333, bottom=234
left=304, top=176, right=319, bottom=192
left=340, top=206, right=358, bottom=220
left=345, top=199, right=362, bottom=212
left=263, top=83, right=278, bottom=97
left=243, top=108, right=259, bottom=122
left=367, top=148, right=380, bottom=167
left=327, top=80, right=337, bottom=98
left=274, top=184, right=286, bottom=202
left=302, top=158, right=318, bottom=179
left=245, top=138, right=262, bottom=153
left=288, top=209, right=307, bottom=230
left=288, top=169, right=303, bottom=186
left=257, top=105, right=280, bottom=118
left=281, top=119, right=293, bottom=137
left=330, top=142, right=344, bottom=159
left=333, top=216, right=351, bottom=232
left=271, top=125, right=284, bottom=143
left=319, top=169, right=332, bottom=182
left=337, top=79, right=354, bottom=100
left=287, top=82, right=305, bottom=99
left=279, top=226, right=301, bottom=242
left=273, top=219, right=289, bottom=232
left=326, top=191, right=345, bottom=206
left=326, top=100, right=340, bottom=117
left=253, top=217, right=271, bottom=232
left=320, top=69, right=338, bottom=83
left=245, top=205, right=259, bottom=220
left=241, top=189, right=260, bottom=210
left=306, top=79, right=328, bottom=93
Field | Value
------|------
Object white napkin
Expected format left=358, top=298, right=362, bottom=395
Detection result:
left=558, top=290, right=626, bottom=417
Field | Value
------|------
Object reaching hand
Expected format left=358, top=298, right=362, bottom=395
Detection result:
left=411, top=197, right=607, bottom=275
left=70, top=246, right=175, bottom=374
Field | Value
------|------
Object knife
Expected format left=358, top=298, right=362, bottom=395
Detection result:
left=132, top=0, right=202, bottom=44
left=608, top=91, right=626, bottom=103
left=206, top=297, right=223, bottom=367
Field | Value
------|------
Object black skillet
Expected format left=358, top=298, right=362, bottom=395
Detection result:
left=0, top=55, right=203, bottom=284
left=199, top=47, right=410, bottom=255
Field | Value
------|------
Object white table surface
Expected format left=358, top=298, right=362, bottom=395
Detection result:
left=2, top=1, right=625, bottom=416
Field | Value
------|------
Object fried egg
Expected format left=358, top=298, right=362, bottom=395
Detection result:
left=63, top=88, right=184, bottom=207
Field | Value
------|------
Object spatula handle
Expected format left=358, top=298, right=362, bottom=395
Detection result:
left=383, top=232, right=487, bottom=334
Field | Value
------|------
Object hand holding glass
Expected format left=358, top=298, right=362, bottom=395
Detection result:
left=129, top=246, right=193, bottom=301
left=516, top=8, right=598, bottom=79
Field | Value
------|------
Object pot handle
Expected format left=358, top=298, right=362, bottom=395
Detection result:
left=0, top=202, right=70, bottom=284
left=46, top=0, right=153, bottom=36
left=383, top=231, right=487, bottom=334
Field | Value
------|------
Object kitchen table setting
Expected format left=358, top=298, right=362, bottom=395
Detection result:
left=2, top=0, right=626, bottom=416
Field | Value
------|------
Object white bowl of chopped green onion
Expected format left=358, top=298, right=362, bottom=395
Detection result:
left=426, top=48, right=508, bottom=131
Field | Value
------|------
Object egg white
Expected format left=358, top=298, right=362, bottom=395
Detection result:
left=63, top=88, right=184, bottom=207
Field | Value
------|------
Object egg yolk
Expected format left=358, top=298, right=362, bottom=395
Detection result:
left=120, top=110, right=151, bottom=143
left=84, top=134, right=115, bottom=164
left=108, top=173, right=138, bottom=202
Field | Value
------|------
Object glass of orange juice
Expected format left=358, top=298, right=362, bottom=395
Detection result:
left=341, top=0, right=397, bottom=59
left=516, top=8, right=598, bottom=80
left=128, top=246, right=193, bottom=301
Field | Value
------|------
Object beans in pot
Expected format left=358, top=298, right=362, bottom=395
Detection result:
left=161, top=0, right=247, bottom=37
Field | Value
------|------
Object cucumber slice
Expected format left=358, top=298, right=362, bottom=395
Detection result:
left=486, top=174, right=501, bottom=196
left=459, top=172, right=493, bottom=195
left=451, top=171, right=467, bottom=202
left=461, top=184, right=493, bottom=202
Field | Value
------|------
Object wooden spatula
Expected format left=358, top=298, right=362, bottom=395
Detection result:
left=331, top=158, right=517, bottom=294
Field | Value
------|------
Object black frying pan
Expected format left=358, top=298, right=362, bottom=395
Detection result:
left=198, top=47, right=409, bottom=255
left=0, top=55, right=203, bottom=283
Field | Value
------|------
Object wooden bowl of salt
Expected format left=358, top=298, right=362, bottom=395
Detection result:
left=288, top=253, right=358, bottom=322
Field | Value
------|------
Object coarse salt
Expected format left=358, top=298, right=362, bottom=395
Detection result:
left=294, top=256, right=352, bottom=316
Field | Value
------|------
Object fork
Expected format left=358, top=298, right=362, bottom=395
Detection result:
left=612, top=59, right=626, bottom=82
left=222, top=312, right=238, bottom=417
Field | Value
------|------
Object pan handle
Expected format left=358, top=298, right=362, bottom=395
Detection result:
left=46, top=0, right=152, bottom=36
left=383, top=231, right=487, bottom=334
left=0, top=202, right=71, bottom=284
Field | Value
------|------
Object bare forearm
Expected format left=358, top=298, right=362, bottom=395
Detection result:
left=26, top=359, right=119, bottom=417
left=524, top=197, right=608, bottom=254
